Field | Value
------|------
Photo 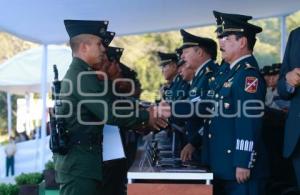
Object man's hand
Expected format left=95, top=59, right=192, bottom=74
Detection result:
left=147, top=106, right=168, bottom=130
left=236, top=167, right=250, bottom=184
left=180, top=143, right=195, bottom=162
left=286, top=68, right=300, bottom=87
left=157, top=100, right=171, bottom=118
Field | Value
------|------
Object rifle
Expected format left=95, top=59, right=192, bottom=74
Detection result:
left=49, top=65, right=69, bottom=155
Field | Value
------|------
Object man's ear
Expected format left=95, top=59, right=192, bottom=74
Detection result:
left=239, top=37, right=248, bottom=49
left=197, top=47, right=204, bottom=57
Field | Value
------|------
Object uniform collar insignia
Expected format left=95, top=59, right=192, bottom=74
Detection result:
left=223, top=81, right=232, bottom=88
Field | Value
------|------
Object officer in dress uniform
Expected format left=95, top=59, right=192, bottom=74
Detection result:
left=203, top=11, right=269, bottom=195
left=169, top=29, right=219, bottom=162
left=54, top=20, right=169, bottom=195
left=157, top=51, right=190, bottom=154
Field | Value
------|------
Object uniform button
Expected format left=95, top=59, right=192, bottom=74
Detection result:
left=215, top=94, right=219, bottom=98
left=227, top=150, right=231, bottom=154
left=220, top=96, right=224, bottom=99
left=142, top=122, right=145, bottom=125
left=208, top=120, right=211, bottom=124
left=89, top=146, right=92, bottom=150
left=224, top=103, right=230, bottom=109
left=211, top=77, right=215, bottom=81
left=208, top=134, right=212, bottom=139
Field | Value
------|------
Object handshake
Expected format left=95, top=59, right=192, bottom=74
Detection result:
left=146, top=101, right=171, bottom=131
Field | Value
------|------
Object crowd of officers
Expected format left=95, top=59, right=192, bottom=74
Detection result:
left=53, top=10, right=300, bottom=195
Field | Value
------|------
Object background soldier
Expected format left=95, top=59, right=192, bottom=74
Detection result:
left=157, top=51, right=181, bottom=101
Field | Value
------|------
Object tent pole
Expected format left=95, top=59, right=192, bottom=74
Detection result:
left=25, top=92, right=31, bottom=135
left=7, top=92, right=12, bottom=138
left=280, top=15, right=287, bottom=61
left=41, top=44, right=48, bottom=139
left=40, top=44, right=48, bottom=170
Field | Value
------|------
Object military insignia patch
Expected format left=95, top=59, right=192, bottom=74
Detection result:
left=245, top=77, right=258, bottom=93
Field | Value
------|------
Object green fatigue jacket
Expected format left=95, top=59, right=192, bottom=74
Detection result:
left=54, top=57, right=149, bottom=182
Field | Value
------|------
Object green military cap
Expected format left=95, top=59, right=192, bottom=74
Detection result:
left=107, top=46, right=124, bottom=62
left=271, top=63, right=281, bottom=75
left=213, top=10, right=252, bottom=34
left=260, top=65, right=272, bottom=76
left=157, top=51, right=178, bottom=67
left=64, top=19, right=109, bottom=39
left=102, top=31, right=115, bottom=48
left=179, top=29, right=217, bottom=60
left=175, top=48, right=185, bottom=67
left=213, top=11, right=262, bottom=38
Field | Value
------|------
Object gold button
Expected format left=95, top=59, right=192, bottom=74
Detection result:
left=227, top=150, right=231, bottom=154
left=208, top=134, right=212, bottom=139
left=224, top=103, right=230, bottom=109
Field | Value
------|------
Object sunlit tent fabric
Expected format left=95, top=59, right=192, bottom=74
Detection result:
left=0, top=45, right=72, bottom=95
left=1, top=0, right=300, bottom=44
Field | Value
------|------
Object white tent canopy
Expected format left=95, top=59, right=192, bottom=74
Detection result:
left=1, top=0, right=300, bottom=45
left=0, top=45, right=72, bottom=94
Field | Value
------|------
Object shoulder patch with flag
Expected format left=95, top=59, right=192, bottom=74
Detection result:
left=245, top=77, right=258, bottom=93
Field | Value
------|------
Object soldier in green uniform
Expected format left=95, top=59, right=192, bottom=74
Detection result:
left=101, top=46, right=144, bottom=195
left=54, top=19, right=170, bottom=195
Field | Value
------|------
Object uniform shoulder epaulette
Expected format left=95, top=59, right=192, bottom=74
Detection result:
left=205, top=67, right=213, bottom=74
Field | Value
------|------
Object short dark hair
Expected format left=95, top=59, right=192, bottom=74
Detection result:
left=193, top=44, right=217, bottom=61
left=234, top=33, right=256, bottom=51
